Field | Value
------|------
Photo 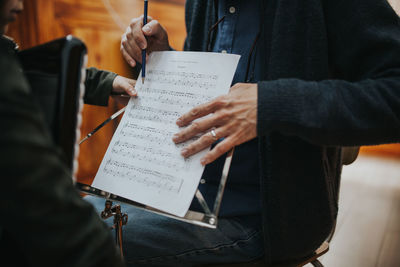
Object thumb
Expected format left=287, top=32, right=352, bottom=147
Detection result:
left=113, top=76, right=137, bottom=96
left=142, top=20, right=165, bottom=40
left=120, top=78, right=137, bottom=96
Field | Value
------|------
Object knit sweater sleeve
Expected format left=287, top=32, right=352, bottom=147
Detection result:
left=257, top=0, right=400, bottom=146
left=84, top=67, right=117, bottom=106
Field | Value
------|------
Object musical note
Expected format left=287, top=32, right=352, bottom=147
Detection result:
left=103, top=160, right=184, bottom=194
left=146, top=70, right=218, bottom=90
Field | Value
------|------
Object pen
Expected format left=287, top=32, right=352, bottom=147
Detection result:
left=142, top=0, right=148, bottom=84
left=79, top=106, right=126, bottom=145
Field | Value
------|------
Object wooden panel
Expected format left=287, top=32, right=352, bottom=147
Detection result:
left=7, top=0, right=186, bottom=184
left=361, top=144, right=400, bottom=158
left=153, top=0, right=185, bottom=5
left=6, top=0, right=39, bottom=48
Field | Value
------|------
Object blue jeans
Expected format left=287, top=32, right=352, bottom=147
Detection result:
left=85, top=195, right=264, bottom=266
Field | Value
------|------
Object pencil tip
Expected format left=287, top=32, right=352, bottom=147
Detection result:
left=142, top=77, right=145, bottom=84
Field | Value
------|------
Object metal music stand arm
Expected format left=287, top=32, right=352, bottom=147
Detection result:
left=212, top=147, right=234, bottom=217
left=100, top=200, right=128, bottom=258
left=190, top=147, right=235, bottom=226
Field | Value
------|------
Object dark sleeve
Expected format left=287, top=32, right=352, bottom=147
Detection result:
left=0, top=53, right=125, bottom=267
left=257, top=0, right=400, bottom=146
left=84, top=67, right=117, bottom=106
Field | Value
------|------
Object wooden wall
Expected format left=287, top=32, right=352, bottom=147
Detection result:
left=7, top=0, right=186, bottom=184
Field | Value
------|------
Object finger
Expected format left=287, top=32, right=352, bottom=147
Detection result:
left=137, top=14, right=153, bottom=22
left=120, top=44, right=136, bottom=67
left=200, top=136, right=235, bottom=165
left=112, top=76, right=137, bottom=96
left=127, top=78, right=136, bottom=87
left=180, top=127, right=225, bottom=158
left=131, top=24, right=148, bottom=50
left=129, top=16, right=154, bottom=50
left=173, top=115, right=220, bottom=144
left=122, top=33, right=143, bottom=64
left=176, top=96, right=228, bottom=127
left=127, top=16, right=144, bottom=43
left=130, top=16, right=143, bottom=26
left=120, top=79, right=137, bottom=96
left=124, top=18, right=147, bottom=61
left=142, top=19, right=164, bottom=39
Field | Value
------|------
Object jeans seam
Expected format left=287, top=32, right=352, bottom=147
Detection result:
left=128, top=229, right=262, bottom=264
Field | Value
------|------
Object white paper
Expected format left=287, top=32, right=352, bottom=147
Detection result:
left=92, top=51, right=240, bottom=217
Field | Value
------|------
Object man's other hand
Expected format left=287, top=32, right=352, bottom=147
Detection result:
left=121, top=15, right=170, bottom=67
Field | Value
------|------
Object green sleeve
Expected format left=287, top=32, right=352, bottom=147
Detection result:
left=84, top=67, right=118, bottom=106
left=0, top=51, right=124, bottom=267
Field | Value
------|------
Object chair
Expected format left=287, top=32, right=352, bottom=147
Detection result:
left=197, top=240, right=329, bottom=267
left=342, top=146, right=360, bottom=165
left=213, top=146, right=357, bottom=267
left=18, top=35, right=87, bottom=179
left=198, top=190, right=340, bottom=267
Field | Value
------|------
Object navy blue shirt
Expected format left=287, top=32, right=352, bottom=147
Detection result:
left=191, top=1, right=263, bottom=218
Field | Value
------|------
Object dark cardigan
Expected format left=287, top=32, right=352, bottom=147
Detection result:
left=184, top=0, right=400, bottom=264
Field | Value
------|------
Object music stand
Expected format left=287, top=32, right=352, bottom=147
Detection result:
left=76, top=147, right=234, bottom=229
left=19, top=36, right=234, bottom=257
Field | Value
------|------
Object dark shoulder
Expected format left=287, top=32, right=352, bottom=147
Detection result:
left=0, top=43, right=30, bottom=96
left=0, top=35, right=18, bottom=55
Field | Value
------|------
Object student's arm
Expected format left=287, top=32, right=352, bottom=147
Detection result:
left=84, top=67, right=136, bottom=106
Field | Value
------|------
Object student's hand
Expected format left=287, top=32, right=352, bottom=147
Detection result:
left=121, top=15, right=170, bottom=67
left=173, top=83, right=258, bottom=165
left=112, top=75, right=137, bottom=105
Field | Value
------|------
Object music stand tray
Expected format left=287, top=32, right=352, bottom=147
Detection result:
left=77, top=148, right=234, bottom=229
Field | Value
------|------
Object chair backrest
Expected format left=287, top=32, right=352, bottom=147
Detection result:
left=18, top=35, right=87, bottom=179
left=341, top=146, right=360, bottom=165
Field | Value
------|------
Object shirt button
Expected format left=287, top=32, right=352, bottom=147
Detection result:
left=200, top=179, right=206, bottom=184
left=229, top=6, right=236, bottom=14
left=221, top=50, right=227, bottom=54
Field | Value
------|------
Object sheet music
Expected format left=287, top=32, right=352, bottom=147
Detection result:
left=92, top=51, right=240, bottom=217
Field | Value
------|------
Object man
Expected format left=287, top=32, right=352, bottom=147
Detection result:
left=112, top=0, right=400, bottom=266
left=0, top=0, right=137, bottom=266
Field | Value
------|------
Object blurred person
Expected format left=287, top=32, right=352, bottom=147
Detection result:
left=0, top=0, right=137, bottom=266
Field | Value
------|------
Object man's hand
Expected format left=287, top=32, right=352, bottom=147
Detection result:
left=121, top=15, right=170, bottom=67
left=112, top=75, right=137, bottom=105
left=173, top=83, right=258, bottom=165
